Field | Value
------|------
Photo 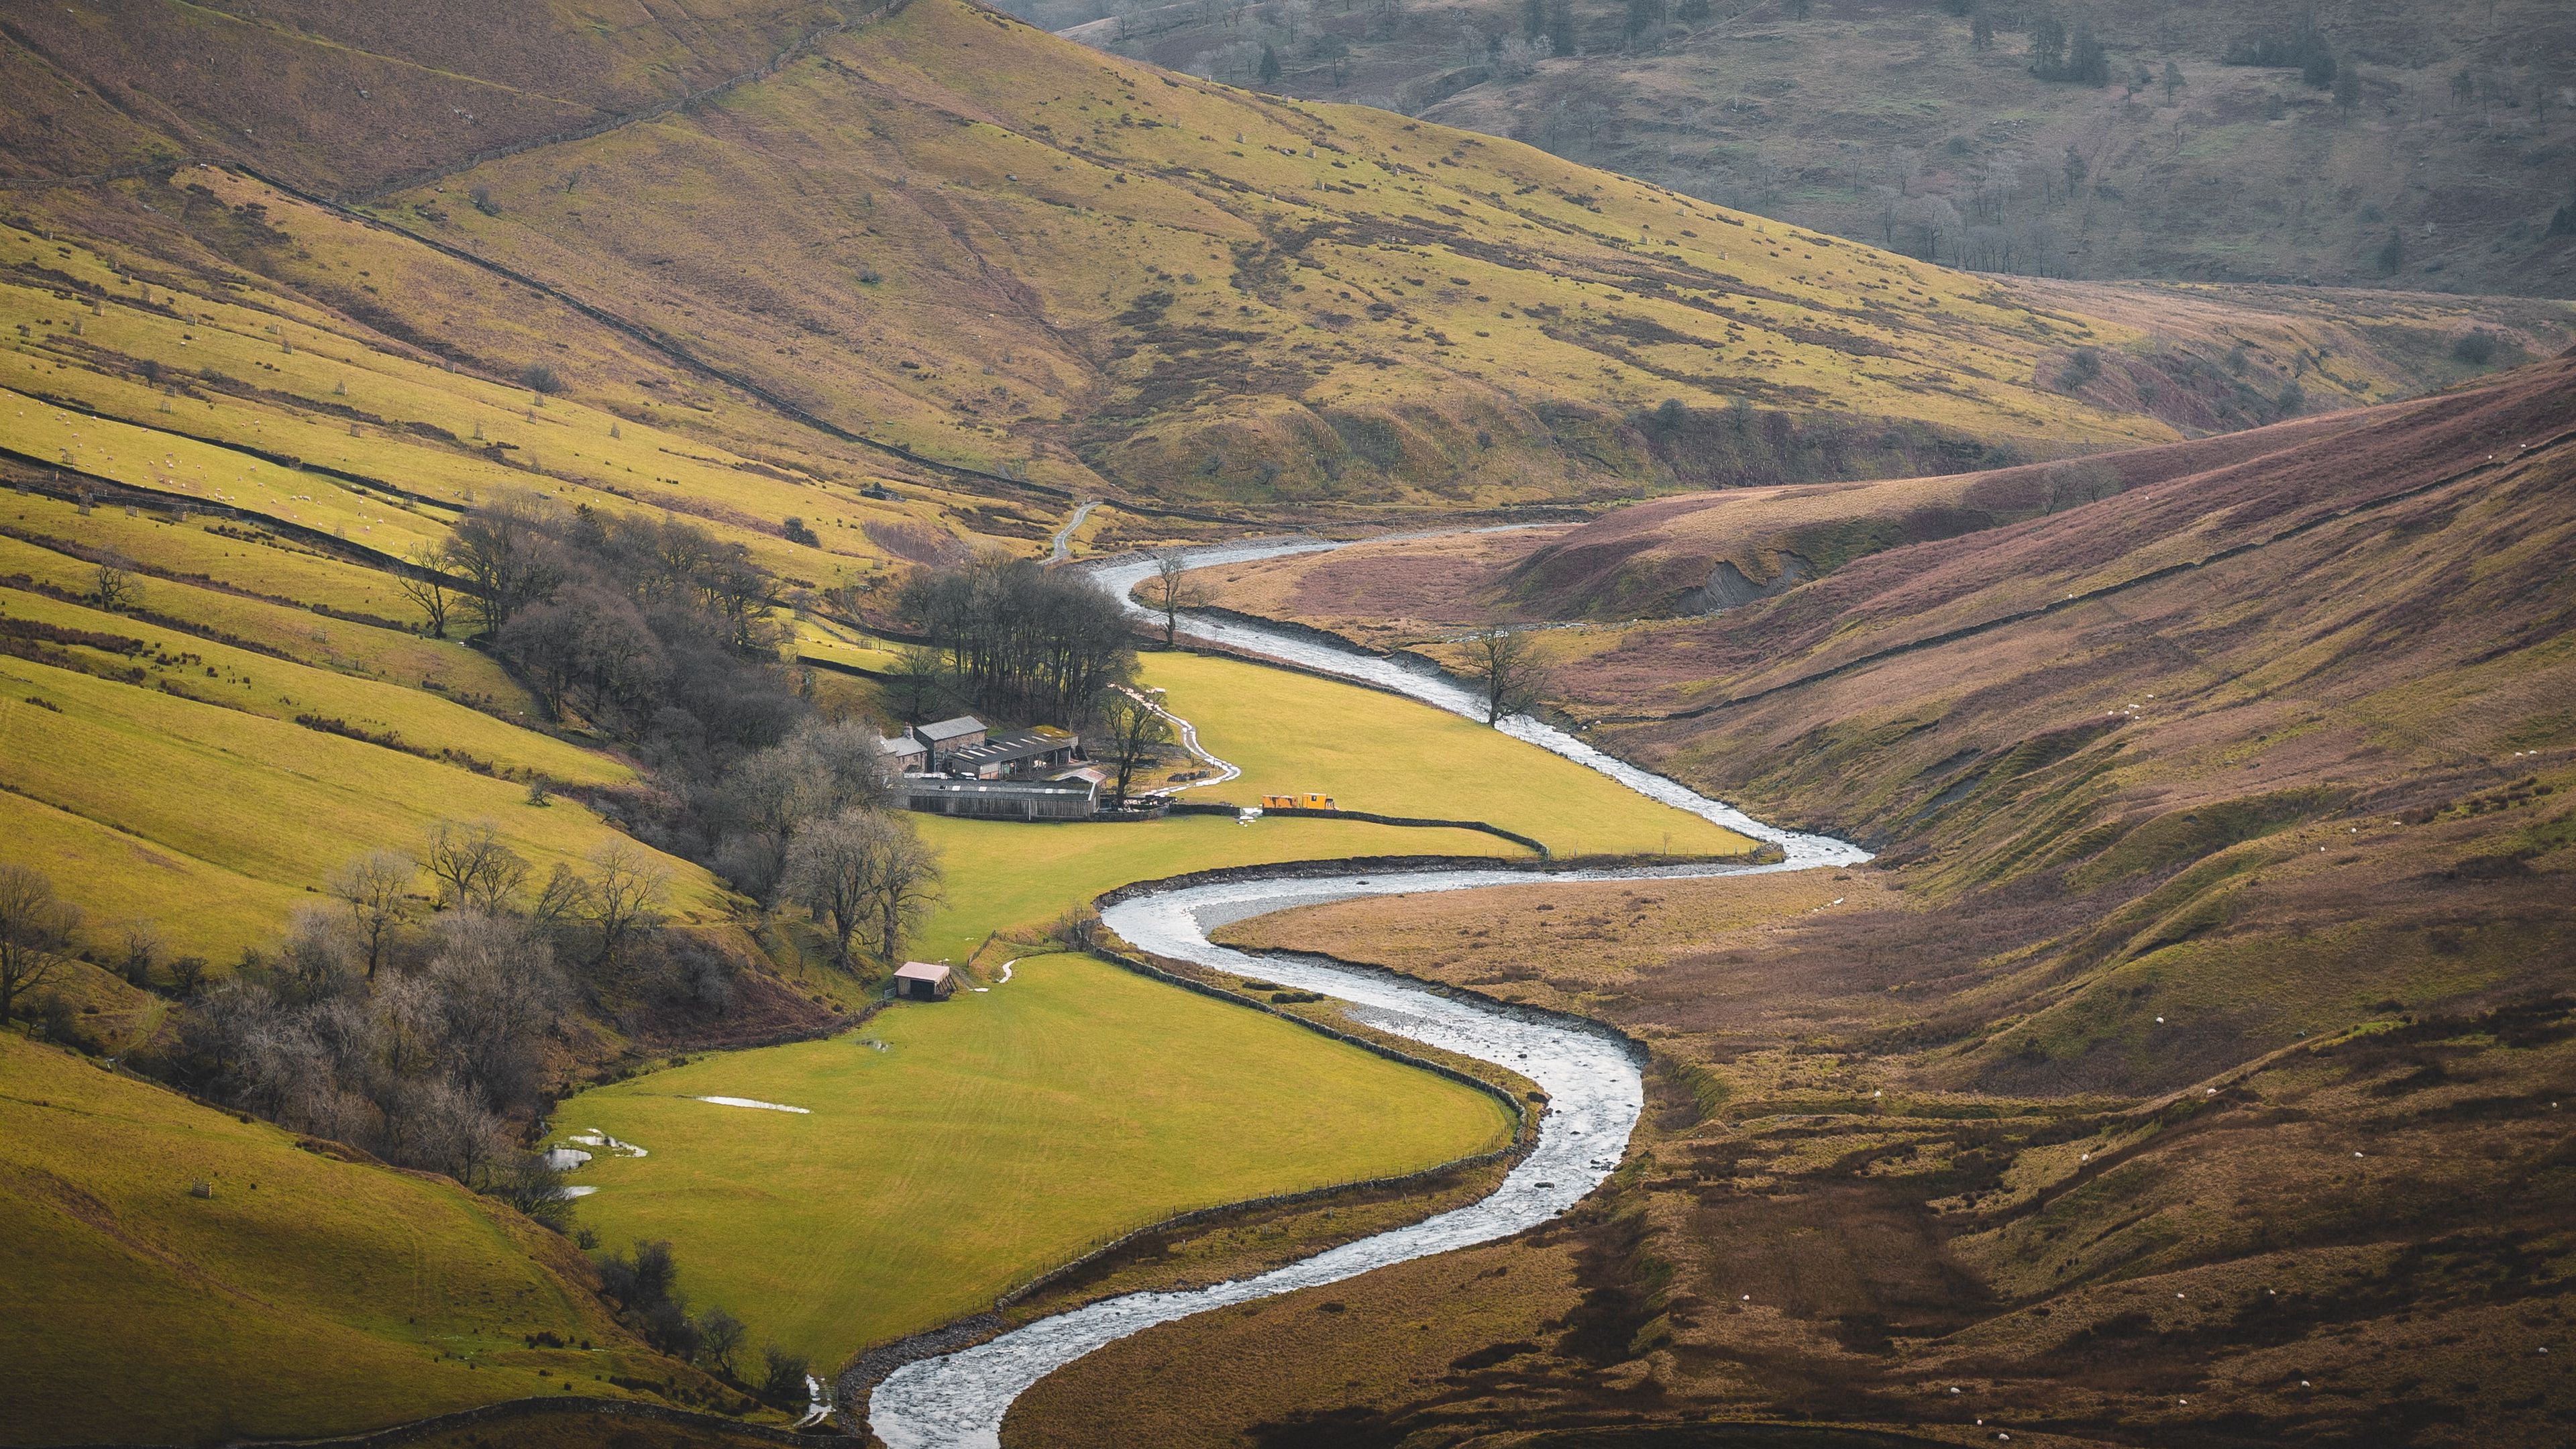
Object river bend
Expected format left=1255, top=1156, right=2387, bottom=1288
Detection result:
left=866, top=542, right=1865, bottom=1447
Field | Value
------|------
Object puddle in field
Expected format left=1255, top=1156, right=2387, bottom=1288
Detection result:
left=692, top=1096, right=813, bottom=1114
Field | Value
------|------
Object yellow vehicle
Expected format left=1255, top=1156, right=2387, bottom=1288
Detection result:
left=1260, top=792, right=1338, bottom=811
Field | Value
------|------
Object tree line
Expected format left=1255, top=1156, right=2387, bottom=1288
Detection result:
left=897, top=553, right=1134, bottom=729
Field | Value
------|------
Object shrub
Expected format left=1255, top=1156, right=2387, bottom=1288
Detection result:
left=2451, top=330, right=2499, bottom=366
left=2056, top=346, right=2102, bottom=392
left=519, top=363, right=564, bottom=394
left=782, top=516, right=820, bottom=547
left=760, top=1345, right=811, bottom=1407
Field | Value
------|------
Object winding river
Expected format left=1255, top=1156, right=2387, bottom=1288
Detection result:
left=865, top=542, right=1866, bottom=1448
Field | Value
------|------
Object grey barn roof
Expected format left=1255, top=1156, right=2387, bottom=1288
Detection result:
left=913, top=715, right=986, bottom=743
left=944, top=729, right=1077, bottom=769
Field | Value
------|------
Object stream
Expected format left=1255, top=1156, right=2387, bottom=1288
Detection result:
left=865, top=542, right=1866, bottom=1448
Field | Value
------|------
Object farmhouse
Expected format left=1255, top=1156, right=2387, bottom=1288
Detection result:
left=904, top=775, right=1100, bottom=821
left=879, top=733, right=930, bottom=773
left=892, top=961, right=954, bottom=1001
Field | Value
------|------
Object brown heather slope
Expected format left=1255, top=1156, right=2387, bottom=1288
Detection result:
left=1186, top=351, right=2568, bottom=637
left=1012, top=354, right=2576, bottom=1448
left=5, top=0, right=2566, bottom=512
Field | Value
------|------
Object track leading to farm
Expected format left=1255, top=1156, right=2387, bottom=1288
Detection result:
left=864, top=542, right=1866, bottom=1446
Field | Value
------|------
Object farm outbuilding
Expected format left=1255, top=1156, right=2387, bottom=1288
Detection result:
left=893, top=962, right=954, bottom=1000
left=944, top=725, right=1083, bottom=780
left=904, top=776, right=1099, bottom=821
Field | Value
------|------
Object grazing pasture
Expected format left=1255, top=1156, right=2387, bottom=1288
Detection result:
left=1138, top=650, right=1756, bottom=859
left=551, top=952, right=1515, bottom=1361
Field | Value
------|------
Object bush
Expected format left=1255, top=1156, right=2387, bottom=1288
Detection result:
left=782, top=516, right=820, bottom=547
left=2451, top=330, right=2500, bottom=366
left=482, top=1150, right=573, bottom=1232
left=519, top=363, right=564, bottom=395
left=2056, top=346, right=2102, bottom=392
left=760, top=1344, right=811, bottom=1407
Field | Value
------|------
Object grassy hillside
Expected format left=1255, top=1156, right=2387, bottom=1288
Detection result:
left=0, top=1034, right=737, bottom=1448
left=1047, top=0, right=2576, bottom=300
left=1012, top=352, right=2576, bottom=1447
left=551, top=950, right=1513, bottom=1362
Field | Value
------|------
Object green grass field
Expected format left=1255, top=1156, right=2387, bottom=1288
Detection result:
left=551, top=951, right=1513, bottom=1362
left=0, top=655, right=717, bottom=961
left=906, top=810, right=1519, bottom=964
left=0, top=1035, right=711, bottom=1447
left=3, top=586, right=625, bottom=784
left=1140, top=650, right=1753, bottom=859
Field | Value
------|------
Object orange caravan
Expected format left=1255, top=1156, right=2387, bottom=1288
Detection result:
left=1259, top=792, right=1338, bottom=810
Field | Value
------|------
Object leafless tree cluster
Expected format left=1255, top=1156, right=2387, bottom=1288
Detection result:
left=710, top=718, right=901, bottom=902
left=900, top=553, right=1135, bottom=728
left=174, top=906, right=572, bottom=1214
left=781, top=809, right=943, bottom=972
left=151, top=825, right=702, bottom=1217
left=407, top=492, right=802, bottom=777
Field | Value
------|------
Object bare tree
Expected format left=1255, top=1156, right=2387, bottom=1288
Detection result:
left=698, top=1307, right=748, bottom=1378
left=0, top=865, right=78, bottom=1022
left=92, top=553, right=142, bottom=613
left=865, top=816, right=943, bottom=967
left=326, top=851, right=417, bottom=980
left=425, top=912, right=566, bottom=1114
left=529, top=862, right=588, bottom=926
left=715, top=720, right=900, bottom=900
left=1099, top=692, right=1175, bottom=804
left=783, top=810, right=941, bottom=971
left=105, top=916, right=160, bottom=990
left=395, top=544, right=454, bottom=639
left=421, top=820, right=529, bottom=914
left=584, top=841, right=669, bottom=971
left=1459, top=627, right=1552, bottom=725
left=1140, top=551, right=1208, bottom=648
left=889, top=642, right=947, bottom=724
left=782, top=812, right=877, bottom=972
left=445, top=492, right=568, bottom=634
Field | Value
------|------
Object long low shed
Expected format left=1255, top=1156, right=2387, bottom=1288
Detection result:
left=904, top=777, right=1099, bottom=821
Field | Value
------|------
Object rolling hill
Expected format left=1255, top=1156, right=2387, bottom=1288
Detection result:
left=1038, top=0, right=2576, bottom=300
left=3, top=0, right=2566, bottom=519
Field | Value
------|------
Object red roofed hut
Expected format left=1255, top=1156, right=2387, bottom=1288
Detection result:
left=893, top=961, right=955, bottom=1001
